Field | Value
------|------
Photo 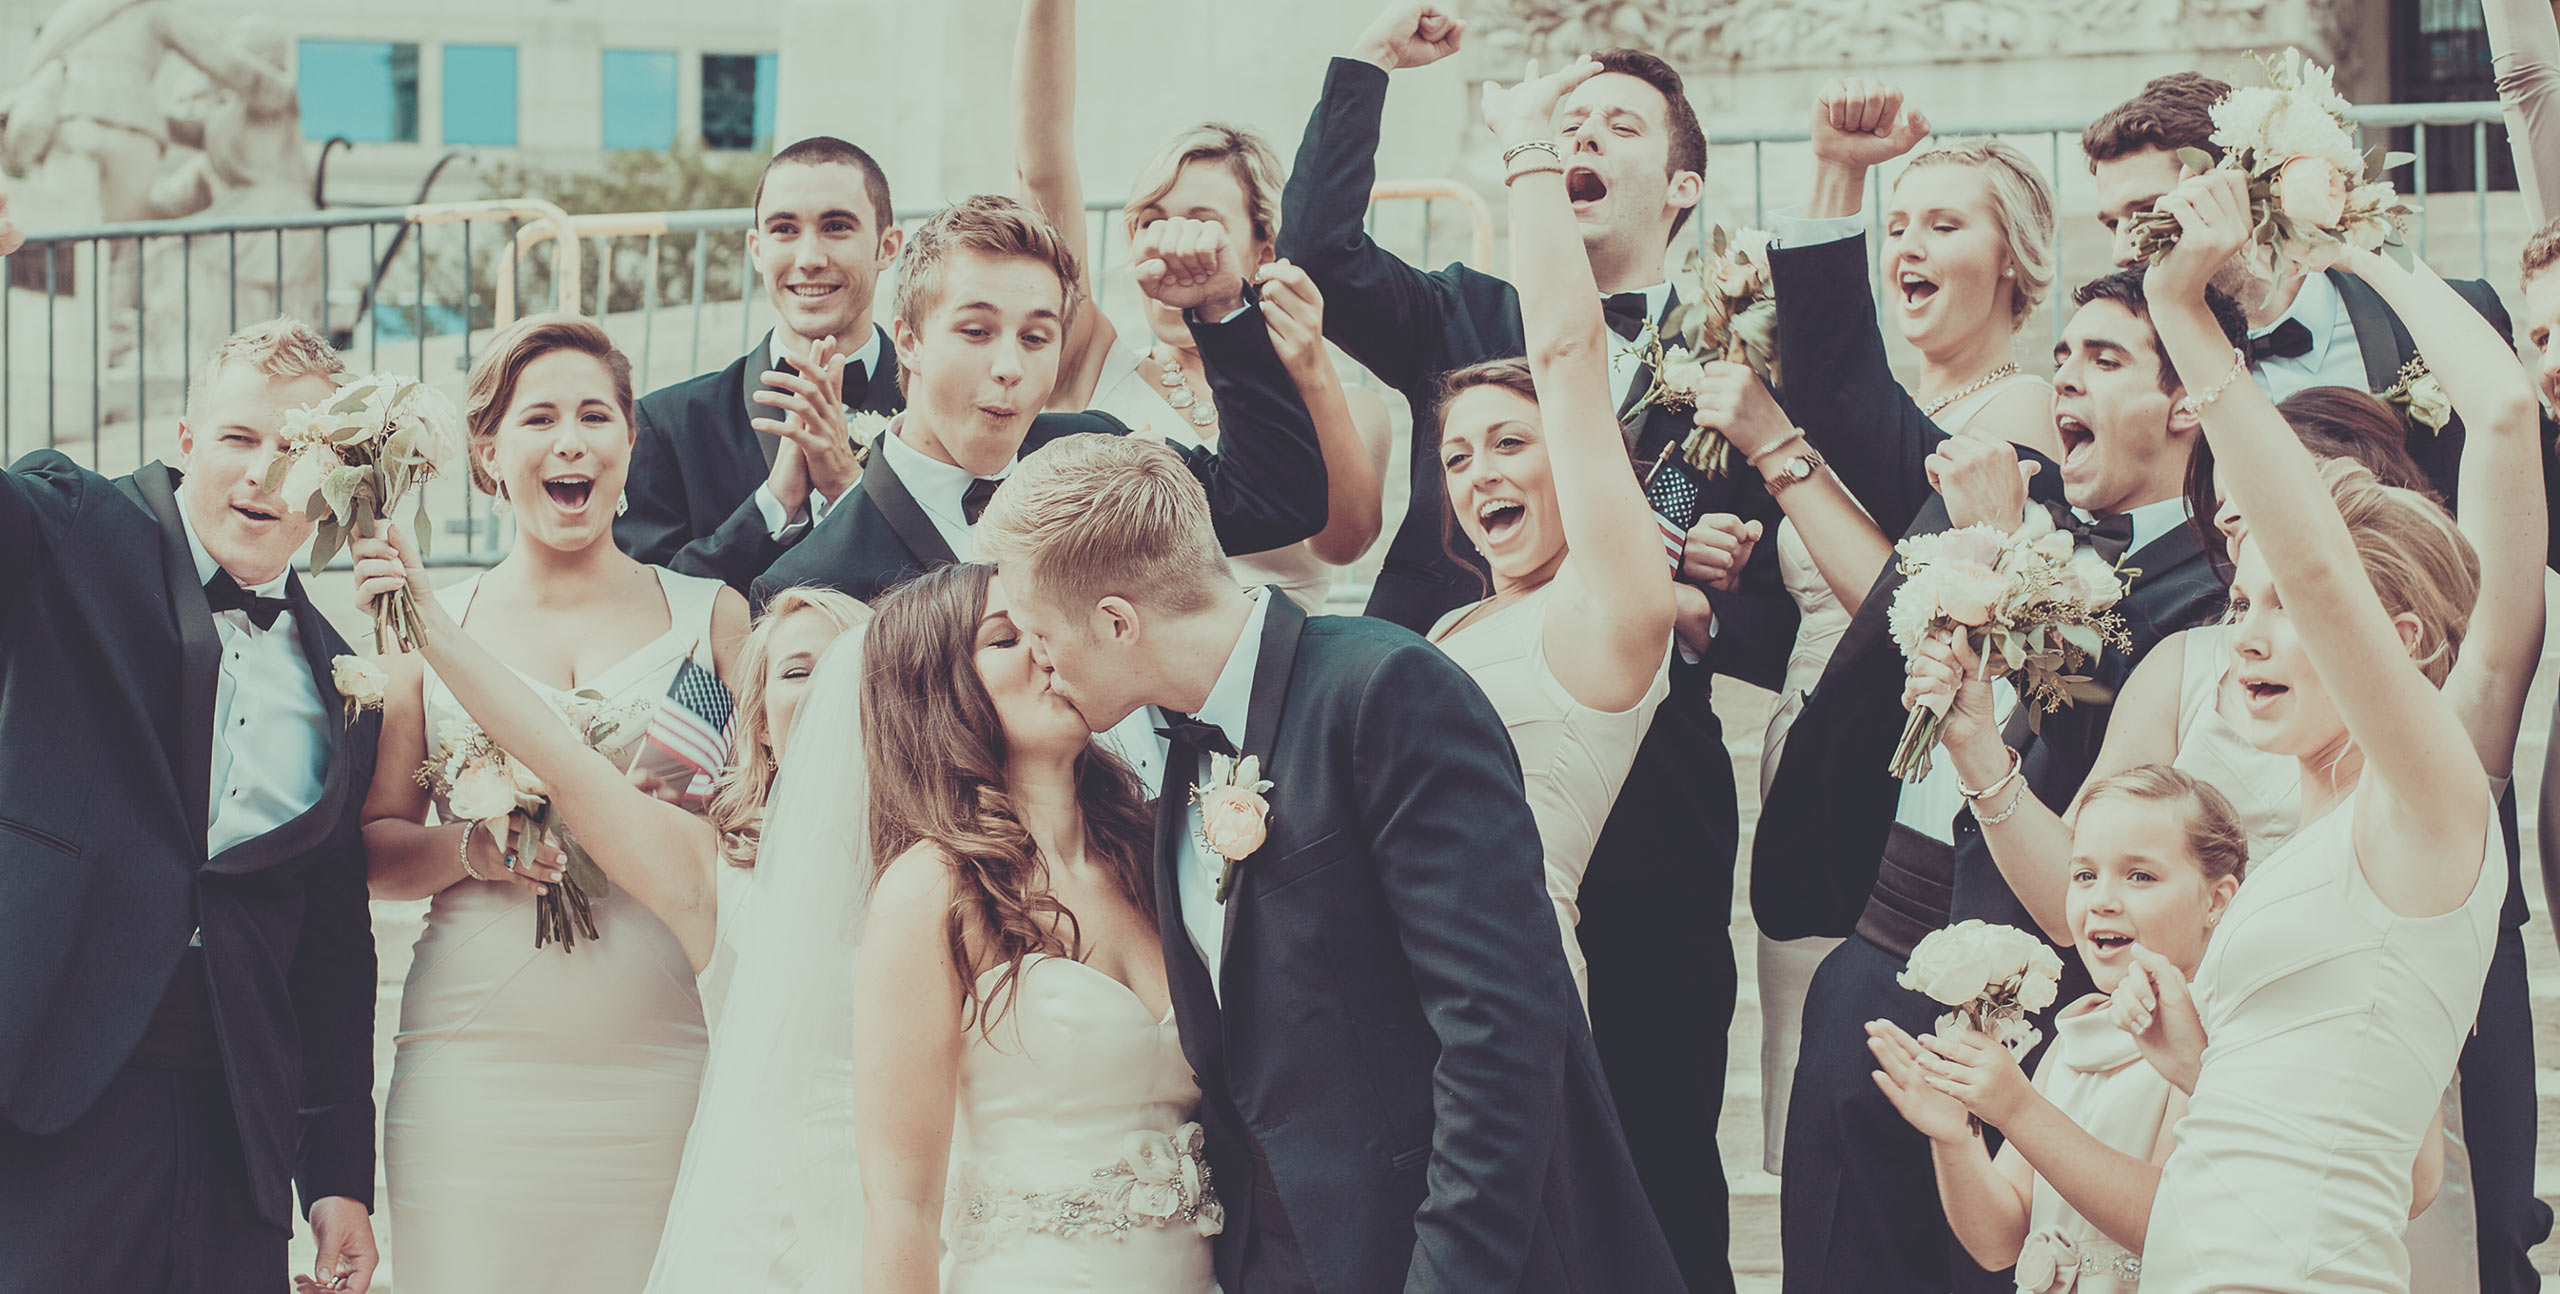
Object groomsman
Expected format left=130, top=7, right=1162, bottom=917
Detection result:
left=0, top=320, right=382, bottom=1293
left=617, top=136, right=909, bottom=592
left=1278, top=7, right=1788, bottom=1286
left=977, top=434, right=1685, bottom=1294
left=2088, top=75, right=2558, bottom=1292
left=1757, top=83, right=2240, bottom=1294
left=751, top=193, right=1327, bottom=611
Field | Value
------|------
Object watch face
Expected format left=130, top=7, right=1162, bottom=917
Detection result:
left=1783, top=455, right=1814, bottom=480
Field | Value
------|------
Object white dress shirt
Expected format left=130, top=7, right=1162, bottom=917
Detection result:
left=1892, top=494, right=2192, bottom=842
left=1607, top=281, right=1675, bottom=412
left=1164, top=587, right=1272, bottom=1000
left=875, top=418, right=1005, bottom=562
left=178, top=488, right=330, bottom=860
left=750, top=325, right=890, bottom=537
left=2245, top=271, right=2371, bottom=403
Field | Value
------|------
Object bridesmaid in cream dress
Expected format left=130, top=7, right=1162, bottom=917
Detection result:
left=358, top=316, right=748, bottom=1294
left=1424, top=59, right=1678, bottom=1005
left=1012, top=0, right=1391, bottom=614
left=1751, top=136, right=2062, bottom=1170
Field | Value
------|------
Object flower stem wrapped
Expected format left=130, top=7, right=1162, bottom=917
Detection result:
left=265, top=373, right=462, bottom=653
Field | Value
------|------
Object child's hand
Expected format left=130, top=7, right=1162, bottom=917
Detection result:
left=1916, top=1025, right=2036, bottom=1128
left=2110, top=943, right=2206, bottom=1093
left=1867, top=1019, right=1975, bottom=1144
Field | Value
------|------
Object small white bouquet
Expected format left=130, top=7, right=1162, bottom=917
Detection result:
left=2126, top=48, right=2416, bottom=277
left=416, top=692, right=652, bottom=951
left=1887, top=507, right=2131, bottom=781
left=1623, top=224, right=1779, bottom=477
left=264, top=372, right=462, bottom=653
left=1899, top=918, right=2066, bottom=1132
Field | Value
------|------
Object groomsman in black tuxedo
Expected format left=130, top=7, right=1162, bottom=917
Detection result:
left=2088, top=76, right=2558, bottom=1291
left=617, top=136, right=909, bottom=592
left=753, top=195, right=1326, bottom=611
left=1278, top=9, right=1789, bottom=1285
left=0, top=320, right=381, bottom=1293
left=978, top=434, right=1684, bottom=1294
left=1755, top=83, right=2242, bottom=1294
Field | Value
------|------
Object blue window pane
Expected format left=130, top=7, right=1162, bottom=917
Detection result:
left=443, top=45, right=518, bottom=147
left=602, top=49, right=680, bottom=152
left=299, top=40, right=419, bottom=143
left=755, top=53, right=777, bottom=149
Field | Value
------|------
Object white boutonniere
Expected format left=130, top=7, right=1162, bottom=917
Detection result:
left=1192, top=752, right=1274, bottom=903
left=330, top=654, right=387, bottom=725
left=2379, top=358, right=2453, bottom=435
left=847, top=410, right=892, bottom=462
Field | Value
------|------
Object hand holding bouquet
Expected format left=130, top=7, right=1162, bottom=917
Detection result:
left=1887, top=507, right=2131, bottom=781
left=2125, top=48, right=2415, bottom=279
left=1898, top=920, right=2066, bottom=1125
left=1623, top=225, right=1779, bottom=477
left=265, top=373, right=461, bottom=653
left=418, top=696, right=652, bottom=951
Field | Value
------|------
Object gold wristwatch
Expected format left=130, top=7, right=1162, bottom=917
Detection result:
left=1761, top=446, right=1825, bottom=494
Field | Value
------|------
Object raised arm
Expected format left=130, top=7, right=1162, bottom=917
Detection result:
left=0, top=451, right=80, bottom=618
left=1273, top=4, right=1471, bottom=389
left=2334, top=250, right=2547, bottom=780
left=351, top=527, right=724, bottom=970
left=1011, top=0, right=1116, bottom=409
left=1259, top=261, right=1391, bottom=565
left=2488, top=0, right=2560, bottom=225
left=850, top=845, right=970, bottom=1294
left=1483, top=57, right=1674, bottom=711
left=2146, top=171, right=2489, bottom=917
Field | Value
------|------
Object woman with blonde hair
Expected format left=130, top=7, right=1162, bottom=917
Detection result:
left=1012, top=0, right=1390, bottom=611
left=355, top=313, right=749, bottom=1293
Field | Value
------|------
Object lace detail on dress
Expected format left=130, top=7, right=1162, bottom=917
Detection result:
left=2016, top=1227, right=2141, bottom=1292
left=945, top=1122, right=1225, bottom=1259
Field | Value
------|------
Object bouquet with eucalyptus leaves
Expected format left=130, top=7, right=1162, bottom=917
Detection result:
left=1621, top=224, right=1780, bottom=477
left=265, top=373, right=460, bottom=652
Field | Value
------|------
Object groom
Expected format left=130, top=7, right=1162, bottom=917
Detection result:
left=977, top=435, right=1683, bottom=1294
left=0, top=319, right=381, bottom=1293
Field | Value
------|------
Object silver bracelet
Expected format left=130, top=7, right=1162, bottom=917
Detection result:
left=1501, top=139, right=1564, bottom=166
left=1975, top=776, right=2032, bottom=827
left=457, top=820, right=490, bottom=881
left=2177, top=346, right=2249, bottom=417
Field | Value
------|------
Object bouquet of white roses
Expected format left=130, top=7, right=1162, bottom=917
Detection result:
left=1622, top=224, right=1780, bottom=477
left=1899, top=919, right=2066, bottom=1128
left=1887, top=507, right=2132, bottom=781
left=416, top=692, right=652, bottom=951
left=264, top=372, right=461, bottom=653
left=2125, top=48, right=2416, bottom=278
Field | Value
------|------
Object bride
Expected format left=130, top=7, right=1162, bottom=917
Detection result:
left=353, top=532, right=1218, bottom=1288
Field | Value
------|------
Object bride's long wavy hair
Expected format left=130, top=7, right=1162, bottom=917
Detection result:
left=859, top=563, right=1158, bottom=1035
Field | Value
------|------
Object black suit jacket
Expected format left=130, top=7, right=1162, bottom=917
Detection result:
left=1158, top=594, right=1682, bottom=1294
left=0, top=455, right=379, bottom=1228
left=750, top=304, right=1328, bottom=609
left=617, top=326, right=907, bottom=593
left=1278, top=57, right=1793, bottom=687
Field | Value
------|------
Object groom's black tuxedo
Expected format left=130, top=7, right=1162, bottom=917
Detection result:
left=1156, top=593, right=1682, bottom=1294
left=751, top=304, right=1327, bottom=611
left=0, top=455, right=378, bottom=1287
left=618, top=327, right=908, bottom=594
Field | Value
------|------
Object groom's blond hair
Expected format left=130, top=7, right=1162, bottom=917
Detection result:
left=974, top=435, right=1231, bottom=616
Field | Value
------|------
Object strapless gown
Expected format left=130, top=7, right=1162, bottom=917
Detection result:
left=940, top=953, right=1220, bottom=1293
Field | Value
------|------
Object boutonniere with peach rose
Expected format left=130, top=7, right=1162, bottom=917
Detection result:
left=330, top=654, right=388, bottom=725
left=1193, top=752, right=1275, bottom=903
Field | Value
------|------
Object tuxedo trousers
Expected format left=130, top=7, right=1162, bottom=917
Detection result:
left=0, top=951, right=286, bottom=1294
left=2466, top=920, right=2551, bottom=1293
left=1578, top=680, right=1738, bottom=1294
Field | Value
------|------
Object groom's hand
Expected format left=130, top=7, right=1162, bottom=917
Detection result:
left=301, top=1196, right=378, bottom=1293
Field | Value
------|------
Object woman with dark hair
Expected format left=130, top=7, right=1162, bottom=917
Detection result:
left=850, top=562, right=1219, bottom=1291
left=354, top=313, right=751, bottom=1292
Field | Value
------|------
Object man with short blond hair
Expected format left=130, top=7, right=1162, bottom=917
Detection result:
left=0, top=317, right=382, bottom=1293
left=977, top=434, right=1683, bottom=1294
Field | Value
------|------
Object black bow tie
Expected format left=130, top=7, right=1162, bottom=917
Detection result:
left=1602, top=292, right=1651, bottom=342
left=203, top=570, right=290, bottom=630
left=776, top=355, right=868, bottom=405
left=2246, top=317, right=2315, bottom=364
left=961, top=477, right=1003, bottom=526
left=1155, top=710, right=1236, bottom=758
left=2071, top=510, right=2138, bottom=565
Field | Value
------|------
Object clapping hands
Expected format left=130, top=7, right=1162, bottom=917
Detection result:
left=754, top=333, right=864, bottom=508
left=1867, top=1018, right=2035, bottom=1140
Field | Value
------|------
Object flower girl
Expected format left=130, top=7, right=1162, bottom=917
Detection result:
left=1867, top=765, right=2244, bottom=1293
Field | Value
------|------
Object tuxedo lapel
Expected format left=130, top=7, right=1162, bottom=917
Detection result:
left=740, top=334, right=782, bottom=471
left=2328, top=269, right=2406, bottom=392
left=858, top=443, right=958, bottom=568
left=1613, top=288, right=1680, bottom=428
left=1217, top=592, right=1307, bottom=973
left=131, top=463, right=220, bottom=844
left=856, top=326, right=904, bottom=415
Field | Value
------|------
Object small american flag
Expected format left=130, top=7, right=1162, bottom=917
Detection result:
left=1643, top=445, right=1699, bottom=570
left=642, top=659, right=735, bottom=804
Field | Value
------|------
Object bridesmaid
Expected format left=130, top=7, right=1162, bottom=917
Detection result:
left=1751, top=130, right=2061, bottom=1176
left=1422, top=56, right=1677, bottom=1005
left=1011, top=0, right=1391, bottom=612
left=358, top=314, right=749, bottom=1294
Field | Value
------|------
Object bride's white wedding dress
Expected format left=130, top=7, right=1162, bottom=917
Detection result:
left=646, top=630, right=1217, bottom=1292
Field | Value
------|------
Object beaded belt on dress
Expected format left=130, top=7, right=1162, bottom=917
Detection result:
left=2016, top=1226, right=2141, bottom=1292
left=945, top=1122, right=1225, bottom=1257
